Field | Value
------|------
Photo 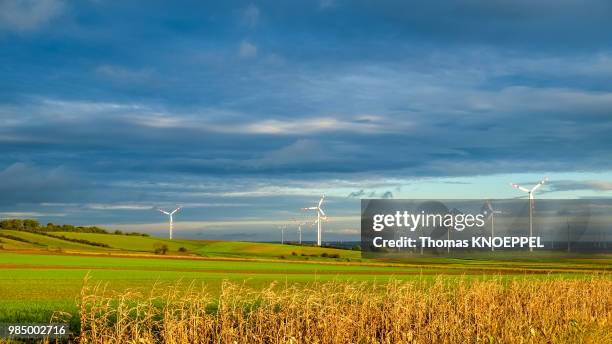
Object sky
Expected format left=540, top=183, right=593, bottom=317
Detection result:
left=1, top=0, right=612, bottom=241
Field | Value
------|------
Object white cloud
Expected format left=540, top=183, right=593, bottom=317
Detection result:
left=0, top=0, right=64, bottom=32
left=0, top=211, right=66, bottom=218
left=84, top=203, right=154, bottom=211
left=239, top=41, right=258, bottom=58
left=228, top=116, right=397, bottom=135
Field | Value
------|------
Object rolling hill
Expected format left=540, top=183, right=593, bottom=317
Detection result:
left=0, top=229, right=360, bottom=260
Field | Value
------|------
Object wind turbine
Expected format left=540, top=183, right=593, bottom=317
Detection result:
left=302, top=195, right=327, bottom=246
left=510, top=177, right=548, bottom=251
left=484, top=200, right=502, bottom=251
left=278, top=224, right=287, bottom=244
left=292, top=218, right=306, bottom=245
left=157, top=206, right=182, bottom=240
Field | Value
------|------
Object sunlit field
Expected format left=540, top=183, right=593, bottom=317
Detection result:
left=78, top=277, right=611, bottom=343
left=1, top=228, right=610, bottom=342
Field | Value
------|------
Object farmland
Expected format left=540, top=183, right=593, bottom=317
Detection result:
left=0, top=229, right=610, bottom=341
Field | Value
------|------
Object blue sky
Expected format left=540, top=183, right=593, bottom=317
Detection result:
left=1, top=1, right=612, bottom=241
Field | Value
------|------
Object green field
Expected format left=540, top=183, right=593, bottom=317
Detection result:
left=0, top=230, right=610, bottom=327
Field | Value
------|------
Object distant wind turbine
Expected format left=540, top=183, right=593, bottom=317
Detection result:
left=510, top=177, right=548, bottom=251
left=292, top=218, right=306, bottom=245
left=278, top=224, right=287, bottom=244
left=302, top=195, right=327, bottom=246
left=484, top=200, right=502, bottom=251
left=157, top=206, right=181, bottom=240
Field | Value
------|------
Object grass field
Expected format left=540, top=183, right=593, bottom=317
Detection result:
left=0, top=230, right=610, bottom=340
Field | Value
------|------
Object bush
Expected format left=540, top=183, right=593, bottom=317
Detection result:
left=329, top=253, right=340, bottom=259
left=154, top=243, right=169, bottom=255
left=0, top=233, right=33, bottom=244
left=351, top=245, right=361, bottom=251
left=291, top=251, right=297, bottom=256
left=320, top=252, right=329, bottom=258
left=178, top=247, right=188, bottom=252
left=34, top=232, right=111, bottom=248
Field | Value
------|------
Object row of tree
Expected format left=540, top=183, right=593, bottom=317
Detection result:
left=0, top=219, right=108, bottom=233
left=0, top=219, right=148, bottom=236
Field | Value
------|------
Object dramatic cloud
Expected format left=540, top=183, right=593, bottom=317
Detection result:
left=1, top=1, right=611, bottom=239
left=0, top=163, right=87, bottom=205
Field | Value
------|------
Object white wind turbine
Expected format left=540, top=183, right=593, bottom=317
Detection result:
left=484, top=200, right=502, bottom=251
left=278, top=224, right=287, bottom=244
left=302, top=194, right=327, bottom=246
left=510, top=177, right=548, bottom=252
left=292, top=218, right=306, bottom=245
left=157, top=206, right=181, bottom=240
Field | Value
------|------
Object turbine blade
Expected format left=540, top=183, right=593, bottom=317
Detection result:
left=530, top=177, right=547, bottom=193
left=510, top=183, right=530, bottom=193
left=170, top=207, right=182, bottom=215
left=318, top=208, right=326, bottom=217
left=158, top=209, right=170, bottom=215
left=318, top=194, right=325, bottom=207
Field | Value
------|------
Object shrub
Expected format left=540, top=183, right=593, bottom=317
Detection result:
left=35, top=232, right=111, bottom=248
left=320, top=252, right=329, bottom=258
left=153, top=243, right=169, bottom=255
left=178, top=247, right=188, bottom=252
left=291, top=251, right=297, bottom=256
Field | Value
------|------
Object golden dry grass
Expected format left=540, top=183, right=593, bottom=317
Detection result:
left=77, top=276, right=612, bottom=344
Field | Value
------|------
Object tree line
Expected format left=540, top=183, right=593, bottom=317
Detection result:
left=0, top=219, right=148, bottom=236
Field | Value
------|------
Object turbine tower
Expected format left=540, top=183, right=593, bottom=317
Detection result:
left=278, top=224, right=287, bottom=244
left=484, top=200, right=502, bottom=251
left=157, top=206, right=181, bottom=240
left=292, top=218, right=305, bottom=245
left=510, top=177, right=548, bottom=251
left=302, top=194, right=326, bottom=246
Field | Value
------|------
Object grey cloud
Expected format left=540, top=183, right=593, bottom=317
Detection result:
left=549, top=180, right=612, bottom=192
left=0, top=162, right=87, bottom=205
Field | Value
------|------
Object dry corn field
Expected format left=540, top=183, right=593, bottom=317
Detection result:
left=77, top=276, right=612, bottom=344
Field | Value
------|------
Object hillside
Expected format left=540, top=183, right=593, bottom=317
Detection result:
left=0, top=229, right=360, bottom=261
